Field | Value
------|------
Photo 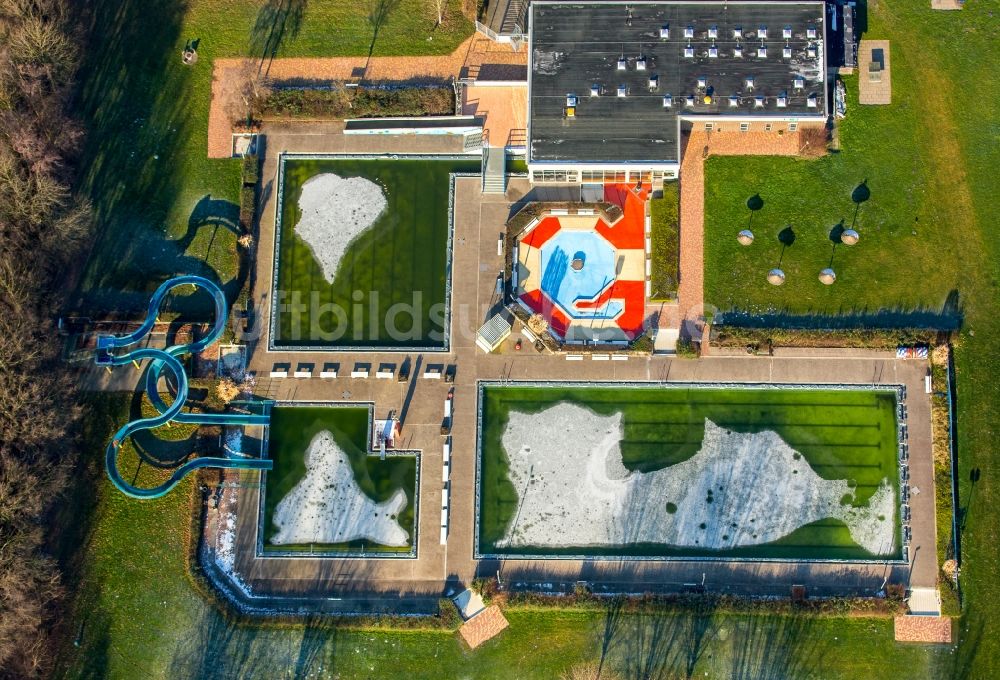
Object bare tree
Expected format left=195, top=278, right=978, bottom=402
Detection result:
left=226, top=59, right=271, bottom=126
left=430, top=0, right=446, bottom=26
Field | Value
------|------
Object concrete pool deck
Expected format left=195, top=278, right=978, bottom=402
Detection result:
left=204, top=126, right=941, bottom=605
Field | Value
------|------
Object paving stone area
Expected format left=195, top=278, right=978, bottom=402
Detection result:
left=894, top=615, right=953, bottom=643
left=208, top=36, right=527, bottom=157
left=858, top=40, right=893, bottom=105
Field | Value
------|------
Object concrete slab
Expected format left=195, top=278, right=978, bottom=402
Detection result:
left=859, top=40, right=892, bottom=105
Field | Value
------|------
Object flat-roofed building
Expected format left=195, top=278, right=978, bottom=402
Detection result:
left=527, top=1, right=828, bottom=184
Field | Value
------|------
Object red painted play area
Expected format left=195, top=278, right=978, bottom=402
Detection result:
left=519, top=184, right=647, bottom=340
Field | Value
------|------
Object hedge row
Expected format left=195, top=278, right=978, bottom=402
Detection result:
left=260, top=86, right=455, bottom=120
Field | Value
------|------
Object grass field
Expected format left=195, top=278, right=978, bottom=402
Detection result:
left=704, top=75, right=963, bottom=327
left=71, top=0, right=473, bottom=317
left=478, top=384, right=900, bottom=559
left=699, top=1, right=999, bottom=674
left=274, top=157, right=480, bottom=348
left=261, top=405, right=417, bottom=553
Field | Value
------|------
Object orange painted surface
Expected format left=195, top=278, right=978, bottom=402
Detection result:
left=520, top=216, right=561, bottom=249
left=520, top=289, right=570, bottom=337
left=596, top=184, right=647, bottom=249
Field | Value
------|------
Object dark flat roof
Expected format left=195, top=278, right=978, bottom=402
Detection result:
left=529, top=1, right=827, bottom=164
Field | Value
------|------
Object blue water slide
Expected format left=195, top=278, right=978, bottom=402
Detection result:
left=96, top=276, right=272, bottom=499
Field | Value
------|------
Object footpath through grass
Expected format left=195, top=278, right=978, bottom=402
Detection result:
left=262, top=405, right=417, bottom=554
left=71, top=0, right=472, bottom=317
left=702, top=0, right=1000, bottom=674
left=478, top=385, right=899, bottom=559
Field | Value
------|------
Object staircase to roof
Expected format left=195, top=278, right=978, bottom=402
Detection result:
left=482, top=145, right=507, bottom=194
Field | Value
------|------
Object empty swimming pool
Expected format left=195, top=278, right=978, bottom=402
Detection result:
left=539, top=231, right=623, bottom=319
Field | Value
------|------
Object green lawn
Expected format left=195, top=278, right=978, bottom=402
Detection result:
left=704, top=74, right=963, bottom=324
left=478, top=384, right=899, bottom=559
left=649, top=183, right=679, bottom=300
left=701, top=1, right=999, bottom=675
left=71, top=0, right=473, bottom=317
left=274, top=157, right=480, bottom=348
left=262, top=405, right=417, bottom=554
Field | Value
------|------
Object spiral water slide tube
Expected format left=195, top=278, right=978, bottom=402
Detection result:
left=95, top=276, right=272, bottom=499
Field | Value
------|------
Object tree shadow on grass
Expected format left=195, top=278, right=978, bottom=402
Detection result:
left=606, top=598, right=718, bottom=679
left=365, top=0, right=402, bottom=65
left=251, top=0, right=308, bottom=75
left=72, top=0, right=195, bottom=316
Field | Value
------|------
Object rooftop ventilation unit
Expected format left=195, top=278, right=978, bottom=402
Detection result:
left=733, top=25, right=743, bottom=38
left=617, top=57, right=627, bottom=70
left=759, top=25, right=768, bottom=39
left=684, top=45, right=695, bottom=58
left=708, top=25, right=718, bottom=39
left=733, top=45, right=743, bottom=58
left=754, top=96, right=765, bottom=107
left=807, top=45, right=817, bottom=58
left=729, top=95, right=739, bottom=107
left=648, top=74, right=659, bottom=90
left=709, top=45, right=719, bottom=58
left=697, top=76, right=707, bottom=89
left=807, top=25, right=817, bottom=39
left=757, top=46, right=767, bottom=58
left=807, top=93, right=818, bottom=107
left=617, top=84, right=627, bottom=97
left=684, top=26, right=694, bottom=39
left=745, top=76, right=755, bottom=89
left=660, top=25, right=670, bottom=39
left=685, top=95, right=696, bottom=107
left=793, top=77, right=805, bottom=89
left=566, top=94, right=578, bottom=107
left=636, top=57, right=647, bottom=71
left=783, top=46, right=792, bottom=58
left=783, top=26, right=793, bottom=39
left=590, top=83, right=601, bottom=97
left=777, top=93, right=788, bottom=107
left=663, top=94, right=673, bottom=108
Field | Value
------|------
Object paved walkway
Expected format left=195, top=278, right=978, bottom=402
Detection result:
left=677, top=130, right=805, bottom=333
left=208, top=35, right=527, bottom=157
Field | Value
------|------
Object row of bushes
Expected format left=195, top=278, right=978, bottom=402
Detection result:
left=649, top=184, right=680, bottom=301
left=710, top=327, right=943, bottom=351
left=471, top=583, right=907, bottom=617
left=930, top=347, right=961, bottom=617
left=259, top=85, right=455, bottom=120
left=239, top=154, right=258, bottom=231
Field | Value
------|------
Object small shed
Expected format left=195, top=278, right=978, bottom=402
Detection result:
left=476, top=314, right=512, bottom=353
